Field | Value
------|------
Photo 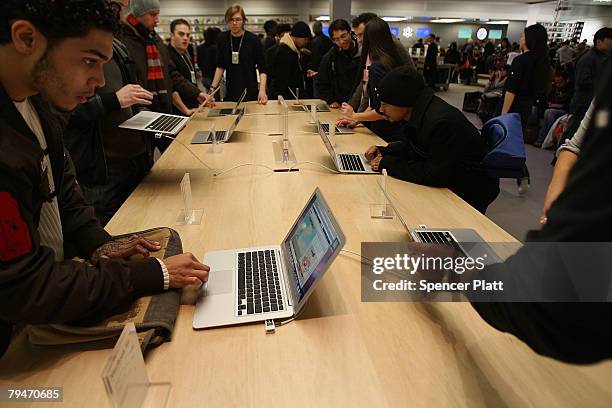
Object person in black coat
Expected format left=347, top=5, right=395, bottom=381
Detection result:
left=167, top=18, right=200, bottom=112
left=316, top=19, right=360, bottom=108
left=424, top=33, right=439, bottom=89
left=365, top=67, right=500, bottom=214
left=308, top=21, right=333, bottom=74
left=269, top=21, right=312, bottom=100
left=197, top=27, right=221, bottom=89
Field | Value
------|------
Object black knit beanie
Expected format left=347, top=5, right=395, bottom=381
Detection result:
left=378, top=66, right=426, bottom=108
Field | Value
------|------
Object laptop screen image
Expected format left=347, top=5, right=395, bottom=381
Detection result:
left=282, top=191, right=343, bottom=305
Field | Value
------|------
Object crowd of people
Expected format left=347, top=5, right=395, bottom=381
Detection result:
left=1, top=0, right=612, bottom=365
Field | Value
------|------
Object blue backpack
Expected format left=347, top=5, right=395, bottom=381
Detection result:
left=481, top=113, right=526, bottom=178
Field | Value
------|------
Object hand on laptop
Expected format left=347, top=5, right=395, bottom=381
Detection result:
left=336, top=118, right=357, bottom=128
left=365, top=146, right=381, bottom=162
left=116, top=84, right=153, bottom=108
left=164, top=253, right=210, bottom=288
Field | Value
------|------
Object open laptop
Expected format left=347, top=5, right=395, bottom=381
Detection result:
left=316, top=121, right=377, bottom=174
left=191, top=109, right=245, bottom=144
left=381, top=182, right=501, bottom=264
left=318, top=122, right=354, bottom=135
left=288, top=87, right=330, bottom=112
left=119, top=87, right=220, bottom=136
left=193, top=188, right=346, bottom=329
left=207, top=88, right=247, bottom=117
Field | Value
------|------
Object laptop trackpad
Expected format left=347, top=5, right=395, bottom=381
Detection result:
left=206, top=270, right=233, bottom=295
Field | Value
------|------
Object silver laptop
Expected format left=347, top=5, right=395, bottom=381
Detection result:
left=316, top=121, right=377, bottom=174
left=288, top=87, right=330, bottom=112
left=193, top=188, right=346, bottom=329
left=119, top=87, right=220, bottom=136
left=382, top=183, right=501, bottom=264
left=119, top=111, right=190, bottom=135
left=318, top=122, right=354, bottom=135
left=207, top=88, right=247, bottom=117
left=191, top=109, right=245, bottom=144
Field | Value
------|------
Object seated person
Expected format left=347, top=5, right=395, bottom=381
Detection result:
left=534, top=71, right=574, bottom=147
left=477, top=66, right=508, bottom=122
left=365, top=67, right=500, bottom=214
left=0, top=0, right=209, bottom=356
left=540, top=99, right=594, bottom=224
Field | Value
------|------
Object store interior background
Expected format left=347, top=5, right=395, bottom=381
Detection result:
left=156, top=0, right=612, bottom=45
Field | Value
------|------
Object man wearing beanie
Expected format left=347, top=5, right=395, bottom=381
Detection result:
left=269, top=21, right=312, bottom=99
left=119, top=0, right=213, bottom=153
left=365, top=67, right=499, bottom=213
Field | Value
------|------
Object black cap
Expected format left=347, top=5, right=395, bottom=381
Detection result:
left=378, top=66, right=425, bottom=108
left=291, top=21, right=312, bottom=39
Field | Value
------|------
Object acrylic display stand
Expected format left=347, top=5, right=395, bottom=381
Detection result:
left=102, top=323, right=171, bottom=408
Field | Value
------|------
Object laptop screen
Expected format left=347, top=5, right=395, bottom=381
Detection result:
left=282, top=190, right=343, bottom=305
left=317, top=122, right=338, bottom=166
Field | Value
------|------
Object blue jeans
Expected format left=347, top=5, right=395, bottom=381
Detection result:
left=536, top=108, right=566, bottom=144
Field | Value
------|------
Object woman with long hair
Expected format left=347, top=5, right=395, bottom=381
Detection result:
left=499, top=23, right=551, bottom=193
left=337, top=17, right=405, bottom=142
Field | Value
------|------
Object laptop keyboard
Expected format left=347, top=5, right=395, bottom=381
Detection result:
left=145, top=115, right=184, bottom=133
left=413, top=231, right=463, bottom=253
left=207, top=130, right=227, bottom=142
left=237, top=250, right=284, bottom=316
left=320, top=123, right=341, bottom=134
left=339, top=154, right=366, bottom=172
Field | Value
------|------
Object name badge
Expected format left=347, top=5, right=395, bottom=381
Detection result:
left=232, top=51, right=240, bottom=65
left=190, top=70, right=197, bottom=84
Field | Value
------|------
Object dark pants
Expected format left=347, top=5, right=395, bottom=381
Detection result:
left=424, top=65, right=437, bottom=89
left=80, top=153, right=151, bottom=226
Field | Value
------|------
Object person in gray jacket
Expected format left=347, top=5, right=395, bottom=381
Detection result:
left=119, top=0, right=214, bottom=153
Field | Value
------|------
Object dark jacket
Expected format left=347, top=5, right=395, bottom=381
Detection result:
left=316, top=42, right=360, bottom=105
left=424, top=42, right=438, bottom=71
left=471, top=60, right=612, bottom=364
left=379, top=87, right=500, bottom=213
left=197, top=42, right=218, bottom=81
left=570, top=47, right=608, bottom=113
left=216, top=30, right=266, bottom=102
left=64, top=38, right=148, bottom=185
left=167, top=44, right=200, bottom=109
left=269, top=37, right=308, bottom=99
left=0, top=86, right=163, bottom=356
left=119, top=23, right=200, bottom=114
left=308, top=33, right=334, bottom=72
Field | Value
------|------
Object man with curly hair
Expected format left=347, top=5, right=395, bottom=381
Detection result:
left=0, top=0, right=210, bottom=356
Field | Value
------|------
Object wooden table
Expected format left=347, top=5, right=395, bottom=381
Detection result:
left=1, top=101, right=611, bottom=407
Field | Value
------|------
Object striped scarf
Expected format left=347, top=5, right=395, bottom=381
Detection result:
left=127, top=14, right=169, bottom=110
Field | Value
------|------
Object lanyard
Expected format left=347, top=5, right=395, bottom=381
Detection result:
left=231, top=33, right=245, bottom=55
left=181, top=52, right=195, bottom=72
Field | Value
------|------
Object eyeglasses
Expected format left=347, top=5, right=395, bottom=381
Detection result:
left=229, top=18, right=243, bottom=24
left=332, top=32, right=350, bottom=43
